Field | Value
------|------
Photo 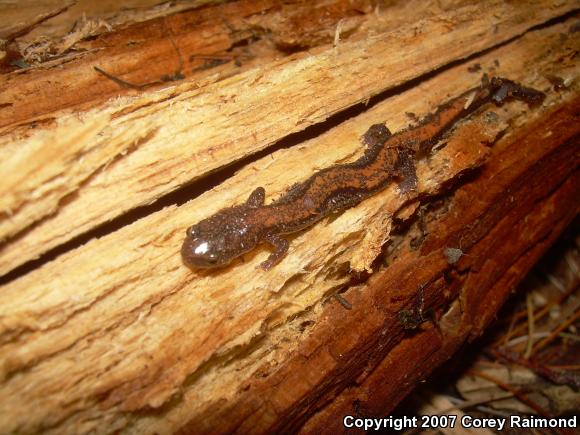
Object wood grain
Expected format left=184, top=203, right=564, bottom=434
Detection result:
left=0, top=0, right=576, bottom=277
left=0, top=5, right=578, bottom=430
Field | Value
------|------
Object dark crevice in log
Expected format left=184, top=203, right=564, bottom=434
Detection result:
left=0, top=12, right=576, bottom=287
left=170, top=96, right=579, bottom=433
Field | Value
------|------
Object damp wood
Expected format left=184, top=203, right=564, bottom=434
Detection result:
left=0, top=1, right=578, bottom=434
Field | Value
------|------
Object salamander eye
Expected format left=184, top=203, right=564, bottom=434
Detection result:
left=186, top=226, right=199, bottom=238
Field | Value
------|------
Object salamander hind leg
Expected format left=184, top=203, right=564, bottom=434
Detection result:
left=260, top=233, right=290, bottom=270
left=396, top=149, right=418, bottom=194
left=361, top=123, right=392, bottom=148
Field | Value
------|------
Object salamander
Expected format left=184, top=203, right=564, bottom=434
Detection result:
left=182, top=76, right=545, bottom=270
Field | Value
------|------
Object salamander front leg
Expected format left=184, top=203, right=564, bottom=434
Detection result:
left=260, top=233, right=289, bottom=270
left=246, top=186, right=265, bottom=208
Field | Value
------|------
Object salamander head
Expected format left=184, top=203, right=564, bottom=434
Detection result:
left=181, top=206, right=259, bottom=269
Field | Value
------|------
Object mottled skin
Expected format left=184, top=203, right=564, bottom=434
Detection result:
left=182, top=77, right=544, bottom=270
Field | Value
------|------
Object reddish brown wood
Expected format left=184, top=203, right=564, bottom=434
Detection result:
left=0, top=0, right=370, bottom=131
left=0, top=2, right=578, bottom=433
left=177, top=98, right=579, bottom=434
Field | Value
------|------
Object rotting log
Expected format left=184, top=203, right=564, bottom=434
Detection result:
left=0, top=0, right=577, bottom=276
left=0, top=1, right=578, bottom=434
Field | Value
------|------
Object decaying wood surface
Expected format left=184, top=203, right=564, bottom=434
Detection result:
left=0, top=0, right=578, bottom=433
left=0, top=0, right=576, bottom=276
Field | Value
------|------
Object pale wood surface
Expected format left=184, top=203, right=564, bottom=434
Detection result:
left=0, top=1, right=578, bottom=433
left=0, top=5, right=578, bottom=433
left=0, top=0, right=575, bottom=276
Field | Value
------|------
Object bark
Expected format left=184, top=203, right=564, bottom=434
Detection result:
left=0, top=1, right=578, bottom=434
left=0, top=0, right=576, bottom=276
